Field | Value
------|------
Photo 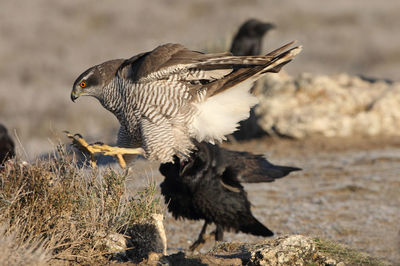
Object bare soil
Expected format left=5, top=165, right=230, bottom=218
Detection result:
left=129, top=136, right=400, bottom=264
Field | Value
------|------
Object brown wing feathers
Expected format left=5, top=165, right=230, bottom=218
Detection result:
left=203, top=42, right=301, bottom=97
left=119, top=41, right=301, bottom=95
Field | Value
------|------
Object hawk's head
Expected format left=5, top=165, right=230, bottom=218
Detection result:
left=71, top=59, right=124, bottom=102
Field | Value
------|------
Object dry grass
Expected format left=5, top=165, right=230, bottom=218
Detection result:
left=0, top=145, right=162, bottom=265
left=314, top=238, right=389, bottom=266
left=0, top=227, right=48, bottom=266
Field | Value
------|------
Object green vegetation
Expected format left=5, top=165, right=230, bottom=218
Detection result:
left=0, top=145, right=162, bottom=265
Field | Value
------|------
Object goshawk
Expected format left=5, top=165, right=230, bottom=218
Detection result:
left=69, top=42, right=301, bottom=166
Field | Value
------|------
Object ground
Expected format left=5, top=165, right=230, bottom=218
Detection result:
left=1, top=0, right=400, bottom=158
left=0, top=0, right=399, bottom=264
left=129, top=136, right=400, bottom=264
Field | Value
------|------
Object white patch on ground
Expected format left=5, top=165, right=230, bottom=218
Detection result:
left=257, top=72, right=400, bottom=138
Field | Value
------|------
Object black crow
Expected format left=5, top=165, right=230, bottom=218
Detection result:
left=230, top=19, right=276, bottom=57
left=230, top=19, right=276, bottom=141
left=0, top=124, right=15, bottom=165
left=159, top=141, right=300, bottom=251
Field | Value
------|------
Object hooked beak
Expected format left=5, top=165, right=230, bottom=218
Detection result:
left=70, top=87, right=81, bottom=102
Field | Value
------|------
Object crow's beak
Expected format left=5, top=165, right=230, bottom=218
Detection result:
left=179, top=158, right=194, bottom=176
left=262, top=22, right=276, bottom=31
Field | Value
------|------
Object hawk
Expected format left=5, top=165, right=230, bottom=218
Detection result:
left=159, top=141, right=301, bottom=251
left=70, top=42, right=301, bottom=165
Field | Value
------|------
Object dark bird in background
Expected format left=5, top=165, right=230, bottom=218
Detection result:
left=0, top=124, right=15, bottom=165
left=159, top=141, right=301, bottom=251
left=230, top=19, right=276, bottom=141
left=230, top=19, right=276, bottom=57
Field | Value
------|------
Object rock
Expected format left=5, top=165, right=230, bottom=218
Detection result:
left=95, top=231, right=132, bottom=261
left=248, top=235, right=315, bottom=266
left=150, top=213, right=168, bottom=255
left=256, top=72, right=400, bottom=138
left=96, top=213, right=167, bottom=262
left=99, top=232, right=129, bottom=253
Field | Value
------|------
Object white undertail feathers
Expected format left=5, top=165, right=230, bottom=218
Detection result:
left=190, top=78, right=258, bottom=143
left=190, top=45, right=302, bottom=144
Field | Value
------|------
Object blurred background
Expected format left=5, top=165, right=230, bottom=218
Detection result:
left=1, top=0, right=400, bottom=263
left=1, top=0, right=399, bottom=157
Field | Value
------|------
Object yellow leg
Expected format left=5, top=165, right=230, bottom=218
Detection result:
left=89, top=143, right=145, bottom=168
left=64, top=131, right=144, bottom=168
left=65, top=132, right=97, bottom=167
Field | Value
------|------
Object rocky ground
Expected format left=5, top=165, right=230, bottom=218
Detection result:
left=128, top=135, right=400, bottom=264
left=141, top=235, right=389, bottom=265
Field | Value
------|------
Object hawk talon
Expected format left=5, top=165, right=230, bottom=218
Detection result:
left=64, top=131, right=144, bottom=168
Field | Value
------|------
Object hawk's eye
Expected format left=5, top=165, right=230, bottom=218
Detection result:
left=80, top=81, right=87, bottom=88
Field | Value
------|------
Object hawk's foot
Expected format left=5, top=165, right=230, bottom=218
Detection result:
left=64, top=131, right=144, bottom=168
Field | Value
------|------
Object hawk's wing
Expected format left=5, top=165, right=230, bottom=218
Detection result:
left=117, top=44, right=233, bottom=83
left=117, top=42, right=301, bottom=97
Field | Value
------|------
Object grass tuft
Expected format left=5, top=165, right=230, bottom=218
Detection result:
left=0, top=145, right=162, bottom=264
left=314, top=238, right=389, bottom=265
